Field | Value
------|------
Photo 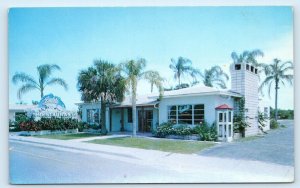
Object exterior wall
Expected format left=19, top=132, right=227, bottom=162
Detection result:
left=9, top=111, right=16, bottom=121
left=9, top=110, right=26, bottom=121
left=230, top=63, right=260, bottom=136
left=111, top=108, right=122, bottom=132
left=158, top=95, right=235, bottom=126
left=80, top=103, right=101, bottom=122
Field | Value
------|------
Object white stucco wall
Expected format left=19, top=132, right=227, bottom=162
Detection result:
left=158, top=95, right=235, bottom=126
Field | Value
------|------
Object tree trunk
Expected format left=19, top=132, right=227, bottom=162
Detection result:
left=151, top=83, right=153, bottom=93
left=132, top=79, right=137, bottom=137
left=41, top=88, right=44, bottom=99
left=100, top=96, right=107, bottom=135
left=275, top=79, right=279, bottom=121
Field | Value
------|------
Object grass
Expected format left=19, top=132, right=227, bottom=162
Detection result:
left=35, top=133, right=104, bottom=140
left=87, top=137, right=215, bottom=154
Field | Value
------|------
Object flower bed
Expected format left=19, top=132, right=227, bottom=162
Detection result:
left=153, top=121, right=218, bottom=141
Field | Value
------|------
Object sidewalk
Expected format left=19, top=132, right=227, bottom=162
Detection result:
left=9, top=135, right=294, bottom=183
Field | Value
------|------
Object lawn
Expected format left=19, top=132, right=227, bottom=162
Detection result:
left=35, top=133, right=103, bottom=140
left=87, top=137, right=215, bottom=154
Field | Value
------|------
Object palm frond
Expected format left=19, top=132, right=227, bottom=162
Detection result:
left=46, top=78, right=68, bottom=90
left=17, top=84, right=39, bottom=99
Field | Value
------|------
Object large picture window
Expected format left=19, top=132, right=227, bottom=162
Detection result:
left=87, top=109, right=100, bottom=125
left=168, top=104, right=205, bottom=125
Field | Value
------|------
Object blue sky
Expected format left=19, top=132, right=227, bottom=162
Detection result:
left=9, top=7, right=293, bottom=110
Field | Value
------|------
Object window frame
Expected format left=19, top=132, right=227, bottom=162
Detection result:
left=167, top=104, right=205, bottom=125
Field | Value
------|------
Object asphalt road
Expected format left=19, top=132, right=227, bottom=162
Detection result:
left=9, top=141, right=202, bottom=184
left=199, top=120, right=294, bottom=166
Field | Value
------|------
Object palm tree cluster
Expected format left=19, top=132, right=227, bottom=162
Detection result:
left=78, top=58, right=163, bottom=136
left=77, top=60, right=127, bottom=134
left=169, top=57, right=229, bottom=89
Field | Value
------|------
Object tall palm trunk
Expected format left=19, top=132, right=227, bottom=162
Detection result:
left=132, top=79, right=137, bottom=137
left=100, top=96, right=107, bottom=134
left=275, top=78, right=279, bottom=121
left=41, top=88, right=44, bottom=99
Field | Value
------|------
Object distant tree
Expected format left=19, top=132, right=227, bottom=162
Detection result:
left=231, top=49, right=264, bottom=66
left=174, top=83, right=190, bottom=90
left=259, top=59, right=293, bottom=121
left=169, top=57, right=201, bottom=86
left=12, top=64, right=68, bottom=99
left=201, top=65, right=229, bottom=89
left=144, top=71, right=164, bottom=93
left=77, top=60, right=126, bottom=134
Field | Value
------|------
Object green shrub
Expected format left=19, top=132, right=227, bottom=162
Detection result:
left=18, top=117, right=80, bottom=131
left=197, top=122, right=218, bottom=141
left=153, top=121, right=217, bottom=141
left=174, top=125, right=192, bottom=136
left=152, top=122, right=174, bottom=138
left=270, top=119, right=279, bottom=129
left=78, top=122, right=89, bottom=132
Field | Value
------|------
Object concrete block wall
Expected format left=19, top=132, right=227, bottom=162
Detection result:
left=230, top=63, right=259, bottom=136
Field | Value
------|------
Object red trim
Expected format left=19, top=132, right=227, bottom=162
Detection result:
left=215, top=104, right=233, bottom=110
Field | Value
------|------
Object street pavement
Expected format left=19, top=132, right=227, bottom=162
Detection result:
left=199, top=120, right=294, bottom=166
left=9, top=120, right=294, bottom=184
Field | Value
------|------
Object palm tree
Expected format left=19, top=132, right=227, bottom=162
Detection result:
left=119, top=58, right=163, bottom=137
left=231, top=49, right=264, bottom=66
left=144, top=71, right=164, bottom=93
left=77, top=60, right=126, bottom=134
left=12, top=64, right=68, bottom=99
left=169, top=57, right=200, bottom=86
left=201, top=65, right=229, bottom=89
left=259, top=58, right=293, bottom=121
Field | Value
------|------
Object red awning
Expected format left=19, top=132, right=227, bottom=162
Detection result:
left=215, top=104, right=233, bottom=110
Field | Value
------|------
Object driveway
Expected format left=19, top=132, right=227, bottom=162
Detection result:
left=199, top=120, right=294, bottom=166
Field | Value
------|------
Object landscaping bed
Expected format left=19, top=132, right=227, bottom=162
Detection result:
left=87, top=137, right=215, bottom=154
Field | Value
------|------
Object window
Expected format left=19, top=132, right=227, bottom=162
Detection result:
left=87, top=109, right=100, bottom=125
left=194, top=104, right=205, bottom=125
left=255, top=68, right=258, bottom=74
left=219, top=113, right=223, bottom=122
left=168, top=104, right=205, bottom=125
left=127, top=108, right=132, bottom=123
left=178, top=105, right=192, bottom=124
left=246, top=64, right=250, bottom=70
left=235, top=64, right=241, bottom=70
left=251, top=66, right=254, bottom=72
left=228, top=111, right=232, bottom=122
left=168, top=106, right=177, bottom=124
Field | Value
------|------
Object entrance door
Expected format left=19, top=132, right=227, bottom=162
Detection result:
left=138, top=110, right=153, bottom=132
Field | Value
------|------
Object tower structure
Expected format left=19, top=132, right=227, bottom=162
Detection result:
left=230, top=63, right=259, bottom=136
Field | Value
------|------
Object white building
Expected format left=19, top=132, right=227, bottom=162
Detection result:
left=77, top=63, right=270, bottom=140
left=9, top=104, right=36, bottom=121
